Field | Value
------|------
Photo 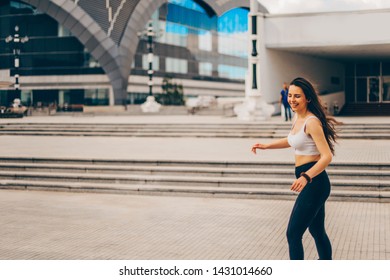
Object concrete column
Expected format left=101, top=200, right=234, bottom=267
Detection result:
left=234, top=0, right=274, bottom=121
left=211, top=30, right=219, bottom=78
left=187, top=32, right=199, bottom=75
left=59, top=90, right=65, bottom=106
left=109, top=87, right=115, bottom=106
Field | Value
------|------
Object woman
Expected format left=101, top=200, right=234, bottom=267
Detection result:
left=251, top=77, right=340, bottom=260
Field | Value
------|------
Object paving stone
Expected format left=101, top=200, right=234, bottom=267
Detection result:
left=0, top=190, right=388, bottom=260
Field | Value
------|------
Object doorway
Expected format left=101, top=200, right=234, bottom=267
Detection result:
left=356, top=77, right=382, bottom=103
left=381, top=76, right=390, bottom=102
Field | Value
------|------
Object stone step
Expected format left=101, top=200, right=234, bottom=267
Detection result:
left=0, top=179, right=388, bottom=202
left=0, top=121, right=389, bottom=126
left=0, top=131, right=389, bottom=139
left=0, top=157, right=388, bottom=170
left=0, top=171, right=388, bottom=191
left=0, top=127, right=390, bottom=134
left=0, top=123, right=389, bottom=139
left=1, top=123, right=390, bottom=129
left=1, top=127, right=390, bottom=134
left=0, top=162, right=389, bottom=180
left=0, top=157, right=388, bottom=201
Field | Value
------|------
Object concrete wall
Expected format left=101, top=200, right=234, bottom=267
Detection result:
left=265, top=9, right=390, bottom=47
left=260, top=49, right=345, bottom=103
left=320, top=91, right=345, bottom=116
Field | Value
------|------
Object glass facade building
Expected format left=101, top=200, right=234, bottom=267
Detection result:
left=131, top=0, right=248, bottom=102
left=0, top=0, right=249, bottom=108
left=0, top=0, right=105, bottom=107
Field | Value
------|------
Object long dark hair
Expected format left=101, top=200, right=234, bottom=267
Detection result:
left=290, top=77, right=341, bottom=155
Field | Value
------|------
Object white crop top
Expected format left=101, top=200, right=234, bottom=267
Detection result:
left=287, top=116, right=320, bottom=155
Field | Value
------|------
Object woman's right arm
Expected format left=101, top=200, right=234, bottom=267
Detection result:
left=251, top=138, right=290, bottom=154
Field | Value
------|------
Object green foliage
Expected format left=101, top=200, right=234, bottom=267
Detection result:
left=156, top=76, right=185, bottom=105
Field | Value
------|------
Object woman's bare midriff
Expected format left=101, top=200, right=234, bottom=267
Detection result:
left=295, top=154, right=321, bottom=167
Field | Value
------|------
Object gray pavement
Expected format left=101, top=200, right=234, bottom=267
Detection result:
left=0, top=189, right=389, bottom=260
left=0, top=135, right=388, bottom=164
left=0, top=115, right=389, bottom=260
left=0, top=115, right=389, bottom=165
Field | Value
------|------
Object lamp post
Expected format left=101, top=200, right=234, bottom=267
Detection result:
left=5, top=25, right=29, bottom=101
left=137, top=20, right=162, bottom=113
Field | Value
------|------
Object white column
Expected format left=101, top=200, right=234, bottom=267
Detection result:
left=234, top=0, right=274, bottom=121
left=59, top=90, right=65, bottom=106
left=109, top=87, right=115, bottom=106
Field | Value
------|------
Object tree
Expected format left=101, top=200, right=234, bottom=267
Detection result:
left=160, top=76, right=184, bottom=105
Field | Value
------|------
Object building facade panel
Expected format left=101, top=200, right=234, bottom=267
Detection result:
left=91, top=30, right=113, bottom=53
left=265, top=10, right=390, bottom=49
left=38, top=0, right=51, bottom=12
left=93, top=38, right=114, bottom=60
left=47, top=2, right=61, bottom=16
left=54, top=8, right=69, bottom=24
left=63, top=13, right=80, bottom=31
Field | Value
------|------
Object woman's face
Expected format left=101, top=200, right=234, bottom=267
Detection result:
left=288, top=85, right=308, bottom=113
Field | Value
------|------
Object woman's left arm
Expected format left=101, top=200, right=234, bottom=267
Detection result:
left=305, top=118, right=333, bottom=179
left=290, top=118, right=332, bottom=192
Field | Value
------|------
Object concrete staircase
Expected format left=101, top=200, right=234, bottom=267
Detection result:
left=0, top=157, right=388, bottom=202
left=340, top=103, right=390, bottom=116
left=0, top=122, right=390, bottom=139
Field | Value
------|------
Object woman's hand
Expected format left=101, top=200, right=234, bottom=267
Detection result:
left=251, top=143, right=268, bottom=154
left=290, top=176, right=308, bottom=192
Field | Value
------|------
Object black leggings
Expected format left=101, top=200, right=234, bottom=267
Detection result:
left=286, top=162, right=332, bottom=260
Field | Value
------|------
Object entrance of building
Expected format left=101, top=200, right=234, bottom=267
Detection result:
left=344, top=62, right=390, bottom=115
left=355, top=76, right=388, bottom=103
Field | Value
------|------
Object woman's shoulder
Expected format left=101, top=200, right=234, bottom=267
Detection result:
left=305, top=115, right=322, bottom=130
left=306, top=115, right=320, bottom=121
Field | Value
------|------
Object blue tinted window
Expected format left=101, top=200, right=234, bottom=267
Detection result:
left=218, top=8, right=249, bottom=34
left=167, top=3, right=217, bottom=31
left=9, top=0, right=36, bottom=14
left=166, top=22, right=188, bottom=35
left=218, top=65, right=247, bottom=80
left=218, top=8, right=248, bottom=58
left=168, top=0, right=206, bottom=13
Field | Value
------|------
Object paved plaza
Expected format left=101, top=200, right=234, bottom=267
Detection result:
left=0, top=189, right=389, bottom=260
left=0, top=115, right=389, bottom=260
left=0, top=116, right=389, bottom=164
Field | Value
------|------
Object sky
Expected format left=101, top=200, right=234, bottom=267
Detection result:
left=259, top=0, right=390, bottom=14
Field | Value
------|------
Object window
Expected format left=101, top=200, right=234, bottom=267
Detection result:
left=356, top=62, right=380, bottom=76
left=166, top=57, right=187, bottom=74
left=168, top=0, right=206, bottom=13
left=198, top=30, right=212, bottom=51
left=218, top=8, right=248, bottom=58
left=218, top=32, right=247, bottom=58
left=84, top=89, right=109, bottom=106
left=159, top=22, right=188, bottom=47
left=199, top=62, right=212, bottom=76
left=218, top=65, right=247, bottom=80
